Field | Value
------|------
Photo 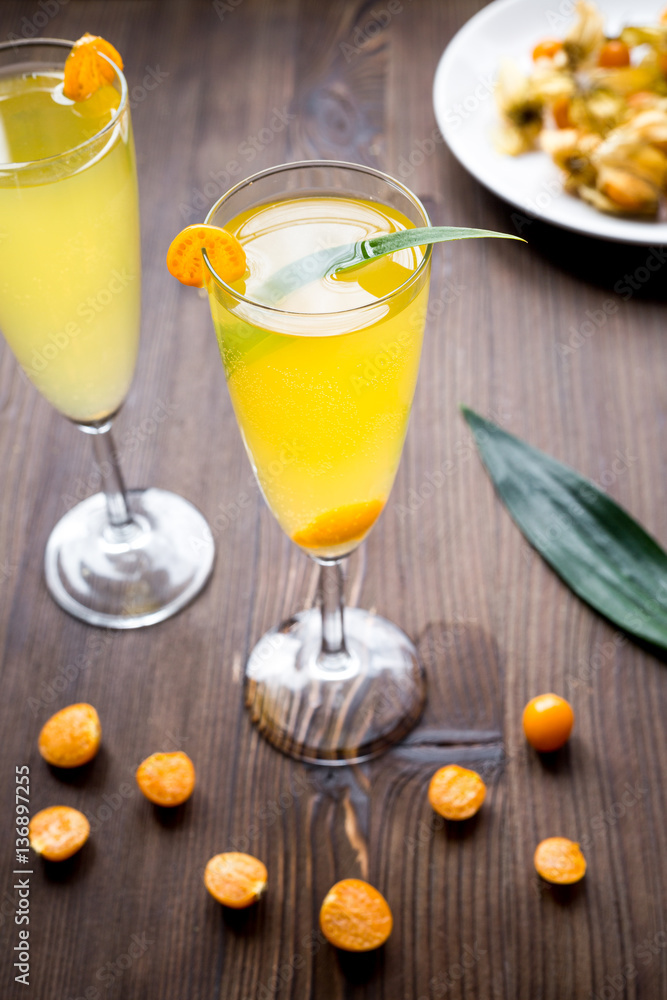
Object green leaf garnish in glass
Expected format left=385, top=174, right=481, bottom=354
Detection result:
left=462, top=406, right=667, bottom=650
left=254, top=226, right=524, bottom=305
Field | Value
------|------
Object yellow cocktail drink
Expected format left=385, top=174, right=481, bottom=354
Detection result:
left=0, top=69, right=140, bottom=423
left=207, top=195, right=429, bottom=559
left=199, top=160, right=431, bottom=763
left=0, top=36, right=214, bottom=630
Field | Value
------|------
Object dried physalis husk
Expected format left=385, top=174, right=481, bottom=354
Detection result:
left=594, top=165, right=660, bottom=214
left=620, top=25, right=667, bottom=50
left=494, top=59, right=544, bottom=155
left=568, top=88, right=626, bottom=136
left=592, top=127, right=667, bottom=189
left=591, top=64, right=662, bottom=97
left=562, top=0, right=605, bottom=69
left=623, top=107, right=667, bottom=153
left=540, top=128, right=599, bottom=189
left=530, top=63, right=576, bottom=105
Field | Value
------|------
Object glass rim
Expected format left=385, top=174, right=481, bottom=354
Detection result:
left=0, top=37, right=129, bottom=170
left=203, top=159, right=432, bottom=319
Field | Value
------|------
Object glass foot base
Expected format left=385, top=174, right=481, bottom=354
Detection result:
left=245, top=607, right=426, bottom=764
left=44, top=488, right=215, bottom=629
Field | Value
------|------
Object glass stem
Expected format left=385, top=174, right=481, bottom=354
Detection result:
left=317, top=559, right=348, bottom=662
left=82, top=420, right=133, bottom=530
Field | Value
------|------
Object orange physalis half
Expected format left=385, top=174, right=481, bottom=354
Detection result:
left=428, top=764, right=486, bottom=820
left=204, top=852, right=268, bottom=908
left=319, top=879, right=393, bottom=952
left=292, top=499, right=384, bottom=550
left=63, top=33, right=124, bottom=102
left=29, top=806, right=90, bottom=862
left=135, top=751, right=196, bottom=807
left=167, top=225, right=247, bottom=288
left=534, top=837, right=586, bottom=885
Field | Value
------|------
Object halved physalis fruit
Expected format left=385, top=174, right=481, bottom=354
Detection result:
left=167, top=225, right=247, bottom=288
left=64, top=33, right=124, bottom=102
left=534, top=837, right=586, bottom=885
left=204, top=852, right=268, bottom=908
left=292, top=499, right=384, bottom=550
left=29, top=806, right=90, bottom=862
left=319, top=878, right=393, bottom=952
left=38, top=702, right=101, bottom=769
left=428, top=764, right=486, bottom=820
left=135, top=751, right=196, bottom=807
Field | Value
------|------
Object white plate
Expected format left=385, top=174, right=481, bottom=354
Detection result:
left=433, top=0, right=667, bottom=244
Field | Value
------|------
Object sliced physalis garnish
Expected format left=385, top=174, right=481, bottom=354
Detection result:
left=63, top=33, right=124, bottom=102
left=292, top=500, right=384, bottom=550
left=166, top=224, right=247, bottom=288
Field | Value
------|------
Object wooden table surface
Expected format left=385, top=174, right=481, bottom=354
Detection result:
left=1, top=1, right=666, bottom=998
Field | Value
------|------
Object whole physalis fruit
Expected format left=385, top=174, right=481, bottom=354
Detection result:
left=204, top=852, right=268, bottom=908
left=29, top=806, right=90, bottom=861
left=534, top=837, right=586, bottom=885
left=532, top=38, right=563, bottom=61
left=135, top=751, right=196, bottom=806
left=319, top=878, right=393, bottom=952
left=64, top=34, right=123, bottom=101
left=38, top=703, right=101, bottom=768
left=167, top=225, right=246, bottom=287
left=428, top=764, right=486, bottom=820
left=523, top=693, right=574, bottom=752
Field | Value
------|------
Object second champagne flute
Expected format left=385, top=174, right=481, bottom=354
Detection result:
left=0, top=38, right=215, bottom=628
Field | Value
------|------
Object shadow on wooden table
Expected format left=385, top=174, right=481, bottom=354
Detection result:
left=531, top=742, right=572, bottom=775
left=152, top=802, right=190, bottom=829
left=335, top=946, right=384, bottom=985
left=219, top=902, right=261, bottom=936
left=634, top=634, right=667, bottom=666
left=42, top=840, right=96, bottom=884
left=442, top=809, right=483, bottom=842
left=46, top=746, right=110, bottom=787
left=541, top=878, right=587, bottom=908
left=505, top=212, right=667, bottom=302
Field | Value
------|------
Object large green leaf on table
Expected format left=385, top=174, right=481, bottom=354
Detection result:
left=461, top=406, right=667, bottom=649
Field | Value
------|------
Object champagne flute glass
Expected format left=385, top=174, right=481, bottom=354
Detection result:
left=0, top=38, right=214, bottom=628
left=204, top=161, right=432, bottom=763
